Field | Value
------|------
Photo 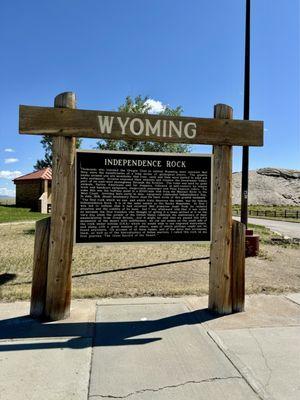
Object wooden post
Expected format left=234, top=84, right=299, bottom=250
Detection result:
left=45, top=92, right=76, bottom=320
left=209, top=104, right=233, bottom=314
left=231, top=220, right=245, bottom=312
left=30, top=217, right=51, bottom=318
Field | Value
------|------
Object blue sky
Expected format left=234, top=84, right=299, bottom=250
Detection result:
left=0, top=0, right=299, bottom=196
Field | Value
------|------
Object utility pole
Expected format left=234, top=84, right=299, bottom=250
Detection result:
left=241, top=0, right=251, bottom=227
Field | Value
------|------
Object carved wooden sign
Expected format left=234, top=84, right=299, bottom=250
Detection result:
left=19, top=105, right=263, bottom=146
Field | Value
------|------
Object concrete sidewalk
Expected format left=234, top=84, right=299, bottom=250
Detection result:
left=0, top=294, right=299, bottom=399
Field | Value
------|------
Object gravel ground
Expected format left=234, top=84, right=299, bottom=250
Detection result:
left=0, top=222, right=299, bottom=301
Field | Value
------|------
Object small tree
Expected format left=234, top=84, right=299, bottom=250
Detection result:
left=95, top=95, right=191, bottom=153
left=34, top=136, right=82, bottom=170
left=34, top=96, right=190, bottom=170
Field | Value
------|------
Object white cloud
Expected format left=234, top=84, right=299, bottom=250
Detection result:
left=4, top=158, right=19, bottom=164
left=4, top=148, right=15, bottom=152
left=0, top=170, right=22, bottom=179
left=145, top=99, right=166, bottom=114
left=0, top=187, right=15, bottom=196
left=264, top=128, right=268, bottom=132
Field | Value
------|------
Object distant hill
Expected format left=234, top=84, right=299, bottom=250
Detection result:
left=233, top=168, right=300, bottom=205
left=0, top=195, right=15, bottom=205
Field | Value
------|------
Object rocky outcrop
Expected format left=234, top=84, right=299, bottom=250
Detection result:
left=257, top=168, right=300, bottom=179
left=232, top=168, right=300, bottom=205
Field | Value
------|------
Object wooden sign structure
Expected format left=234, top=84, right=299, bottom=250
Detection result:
left=19, top=92, right=264, bottom=320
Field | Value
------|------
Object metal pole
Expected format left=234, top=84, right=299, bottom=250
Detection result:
left=241, top=0, right=251, bottom=227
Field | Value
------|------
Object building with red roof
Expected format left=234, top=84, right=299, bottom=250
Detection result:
left=13, top=168, right=52, bottom=213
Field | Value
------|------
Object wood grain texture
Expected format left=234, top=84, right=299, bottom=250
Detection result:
left=30, top=217, right=51, bottom=318
left=19, top=105, right=264, bottom=146
left=231, top=220, right=246, bottom=312
left=209, top=104, right=233, bottom=315
left=45, top=92, right=76, bottom=321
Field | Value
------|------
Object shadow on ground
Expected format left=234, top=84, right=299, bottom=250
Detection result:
left=0, top=273, right=17, bottom=286
left=3, top=256, right=210, bottom=286
left=0, top=307, right=220, bottom=352
left=72, top=256, right=210, bottom=278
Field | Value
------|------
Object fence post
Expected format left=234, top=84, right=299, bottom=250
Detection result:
left=30, top=217, right=51, bottom=318
left=45, top=92, right=76, bottom=321
left=209, top=104, right=233, bottom=314
left=231, top=220, right=245, bottom=312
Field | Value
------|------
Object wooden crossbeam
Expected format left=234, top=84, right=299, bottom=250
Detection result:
left=19, top=105, right=263, bottom=146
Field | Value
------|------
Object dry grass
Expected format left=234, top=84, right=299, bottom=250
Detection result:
left=0, top=222, right=299, bottom=301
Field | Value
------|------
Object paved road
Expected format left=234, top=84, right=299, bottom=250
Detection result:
left=234, top=216, right=300, bottom=239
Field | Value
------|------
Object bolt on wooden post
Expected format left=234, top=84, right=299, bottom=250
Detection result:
left=209, top=104, right=233, bottom=315
left=45, top=92, right=76, bottom=320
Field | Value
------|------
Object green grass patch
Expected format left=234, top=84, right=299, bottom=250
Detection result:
left=248, top=223, right=279, bottom=243
left=233, top=204, right=300, bottom=214
left=0, top=206, right=46, bottom=223
left=249, top=223, right=299, bottom=248
left=233, top=204, right=300, bottom=221
left=233, top=204, right=300, bottom=211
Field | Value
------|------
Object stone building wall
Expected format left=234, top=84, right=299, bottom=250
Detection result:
left=15, top=180, right=43, bottom=211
